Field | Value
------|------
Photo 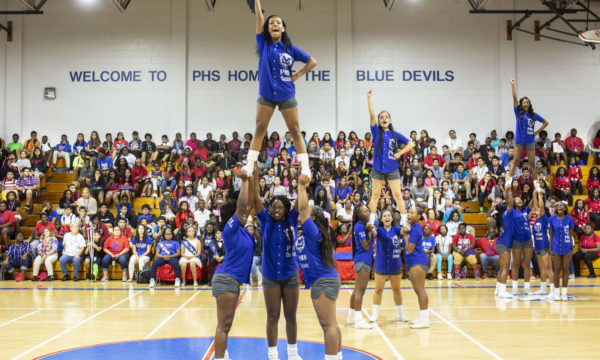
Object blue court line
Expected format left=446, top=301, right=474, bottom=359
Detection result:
left=1, top=284, right=599, bottom=291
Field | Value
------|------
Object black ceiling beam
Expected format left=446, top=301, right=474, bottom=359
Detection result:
left=544, top=2, right=582, bottom=36
left=509, top=13, right=533, bottom=32
left=0, top=10, right=43, bottom=14
left=516, top=27, right=590, bottom=47
left=470, top=9, right=578, bottom=14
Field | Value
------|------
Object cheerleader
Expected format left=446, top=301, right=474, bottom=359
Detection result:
left=366, top=90, right=415, bottom=227
left=508, top=79, right=549, bottom=183
left=253, top=189, right=302, bottom=359
left=549, top=202, right=574, bottom=301
left=505, top=174, right=535, bottom=295
left=295, top=174, right=342, bottom=360
left=244, top=0, right=317, bottom=179
left=211, top=169, right=255, bottom=360
left=347, top=204, right=374, bottom=329
left=495, top=182, right=514, bottom=298
left=403, top=208, right=430, bottom=328
left=530, top=190, right=553, bottom=296
left=369, top=209, right=408, bottom=324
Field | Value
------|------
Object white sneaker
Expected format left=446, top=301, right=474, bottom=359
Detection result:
left=561, top=294, right=568, bottom=301
left=511, top=287, right=519, bottom=295
left=149, top=278, right=156, bottom=288
left=569, top=274, right=575, bottom=279
left=193, top=281, right=198, bottom=287
left=369, top=315, right=377, bottom=323
left=126, top=278, right=133, bottom=283
left=181, top=281, right=186, bottom=287
left=494, top=286, right=499, bottom=297
left=524, top=288, right=533, bottom=295
left=447, top=273, right=452, bottom=280
left=497, top=292, right=512, bottom=299
left=397, top=314, right=409, bottom=322
left=175, top=278, right=181, bottom=288
left=410, top=319, right=430, bottom=329
left=553, top=292, right=560, bottom=301
left=533, top=289, right=547, bottom=295
left=354, top=318, right=373, bottom=329
left=437, top=273, right=443, bottom=280
left=100, top=276, right=108, bottom=282
left=122, top=275, right=127, bottom=282
left=347, top=311, right=355, bottom=325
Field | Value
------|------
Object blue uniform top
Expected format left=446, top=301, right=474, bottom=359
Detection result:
left=498, top=210, right=514, bottom=248
left=132, top=236, right=152, bottom=256
left=295, top=218, right=339, bottom=288
left=216, top=214, right=255, bottom=284
left=353, top=222, right=373, bottom=266
left=532, top=213, right=550, bottom=252
left=514, top=107, right=545, bottom=145
left=511, top=208, right=532, bottom=242
left=156, top=239, right=180, bottom=256
left=370, top=124, right=410, bottom=174
left=406, top=223, right=429, bottom=270
left=257, top=208, right=299, bottom=281
left=549, top=215, right=574, bottom=255
left=421, top=234, right=436, bottom=252
left=256, top=33, right=311, bottom=102
left=374, top=225, right=403, bottom=274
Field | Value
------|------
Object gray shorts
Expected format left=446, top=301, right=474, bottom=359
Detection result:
left=310, top=277, right=341, bottom=301
left=211, top=273, right=242, bottom=298
left=354, top=261, right=372, bottom=274
left=517, top=142, right=535, bottom=151
left=375, top=269, right=403, bottom=276
left=496, top=244, right=511, bottom=254
left=262, top=272, right=300, bottom=289
left=536, top=248, right=550, bottom=256
left=371, top=169, right=401, bottom=181
left=513, top=239, right=534, bottom=249
left=257, top=95, right=298, bottom=110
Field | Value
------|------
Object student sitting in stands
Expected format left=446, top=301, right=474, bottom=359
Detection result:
left=2, top=232, right=31, bottom=281
left=148, top=227, right=181, bottom=288
left=32, top=228, right=59, bottom=281
left=553, top=167, right=573, bottom=206
left=100, top=226, right=130, bottom=282
left=566, top=157, right=583, bottom=195
left=452, top=223, right=480, bottom=280
left=588, top=166, right=600, bottom=193
left=421, top=224, right=437, bottom=280
left=478, top=227, right=499, bottom=279
left=572, top=199, right=589, bottom=240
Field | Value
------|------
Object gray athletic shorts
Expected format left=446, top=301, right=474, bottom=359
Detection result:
left=496, top=244, right=511, bottom=254
left=517, top=142, right=535, bottom=151
left=371, top=169, right=401, bottom=181
left=257, top=95, right=298, bottom=110
left=354, top=261, right=372, bottom=274
left=536, top=248, right=550, bottom=256
left=211, top=273, right=242, bottom=298
left=375, top=269, right=403, bottom=276
left=513, top=239, right=534, bottom=249
left=262, top=272, right=300, bottom=289
left=310, top=277, right=341, bottom=301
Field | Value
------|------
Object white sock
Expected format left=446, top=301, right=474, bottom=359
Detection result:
left=499, top=283, right=506, bottom=294
left=287, top=343, right=298, bottom=357
left=495, top=282, right=500, bottom=292
left=325, top=355, right=338, bottom=360
left=395, top=305, right=405, bottom=319
left=225, top=350, right=230, bottom=360
left=524, top=282, right=530, bottom=291
left=298, top=153, right=310, bottom=173
left=561, top=287, right=568, bottom=297
left=512, top=281, right=518, bottom=291
left=355, top=310, right=364, bottom=322
left=419, top=309, right=429, bottom=321
left=540, top=282, right=546, bottom=292
left=372, top=305, right=380, bottom=320
left=337, top=351, right=343, bottom=360
left=347, top=310, right=354, bottom=321
left=550, top=283, right=555, bottom=293
left=268, top=346, right=279, bottom=360
left=368, top=212, right=376, bottom=225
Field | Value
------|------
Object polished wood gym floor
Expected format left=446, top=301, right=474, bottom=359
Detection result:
left=1, top=278, right=599, bottom=360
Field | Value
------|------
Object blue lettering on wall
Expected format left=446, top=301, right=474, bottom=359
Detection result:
left=69, top=70, right=151, bottom=82
left=401, top=70, right=455, bottom=82
left=356, top=70, right=394, bottom=82
left=192, top=70, right=221, bottom=82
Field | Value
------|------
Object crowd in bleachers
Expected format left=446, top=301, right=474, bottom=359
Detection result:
left=0, top=126, right=599, bottom=284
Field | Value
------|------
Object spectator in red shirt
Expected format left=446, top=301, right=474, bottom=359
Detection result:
left=228, top=131, right=242, bottom=158
left=452, top=223, right=480, bottom=279
left=478, top=173, right=496, bottom=212
left=585, top=188, right=600, bottom=230
left=32, top=212, right=57, bottom=240
left=0, top=201, right=16, bottom=247
left=423, top=146, right=445, bottom=169
left=572, top=199, right=589, bottom=240
left=335, top=224, right=352, bottom=248
left=421, top=209, right=441, bottom=237
left=572, top=223, right=600, bottom=278
left=566, top=157, right=583, bottom=195
left=477, top=228, right=499, bottom=279
left=100, top=226, right=130, bottom=282
left=517, top=167, right=534, bottom=190
left=553, top=167, right=573, bottom=206
left=588, top=166, right=600, bottom=193
left=132, top=158, right=150, bottom=197
left=564, top=128, right=589, bottom=164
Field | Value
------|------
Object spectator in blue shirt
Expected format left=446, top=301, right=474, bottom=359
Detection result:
left=452, top=163, right=472, bottom=201
left=52, top=134, right=72, bottom=171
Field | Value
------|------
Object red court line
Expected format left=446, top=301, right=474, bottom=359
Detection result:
left=202, top=289, right=248, bottom=360
left=453, top=282, right=465, bottom=288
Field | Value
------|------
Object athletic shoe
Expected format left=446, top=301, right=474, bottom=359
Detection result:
left=475, top=274, right=481, bottom=280
left=553, top=292, right=560, bottom=301
left=61, top=276, right=69, bottom=282
left=126, top=278, right=133, bottom=283
left=409, top=320, right=430, bottom=329
left=426, top=273, right=433, bottom=280
left=588, top=274, right=597, bottom=278
left=561, top=294, right=568, bottom=301
left=497, top=292, right=512, bottom=299
left=175, top=278, right=181, bottom=288
left=437, top=273, right=443, bottom=280
left=149, top=278, right=156, bottom=288
left=100, top=276, right=108, bottom=282
left=347, top=311, right=355, bottom=325
left=569, top=273, right=575, bottom=279
left=397, top=314, right=409, bottom=322
left=482, top=274, right=489, bottom=279
left=193, top=281, right=199, bottom=287
left=511, top=287, right=519, bottom=295
left=181, top=281, right=186, bottom=287
left=530, top=274, right=536, bottom=280
left=533, top=289, right=547, bottom=295
left=447, top=273, right=452, bottom=280
left=354, top=318, right=373, bottom=329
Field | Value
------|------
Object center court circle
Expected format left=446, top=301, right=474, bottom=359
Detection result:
left=35, top=337, right=383, bottom=360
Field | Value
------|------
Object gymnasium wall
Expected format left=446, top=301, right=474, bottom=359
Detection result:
left=0, top=0, right=599, bottom=145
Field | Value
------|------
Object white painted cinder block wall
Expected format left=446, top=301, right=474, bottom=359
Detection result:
left=0, top=0, right=598, bottom=145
